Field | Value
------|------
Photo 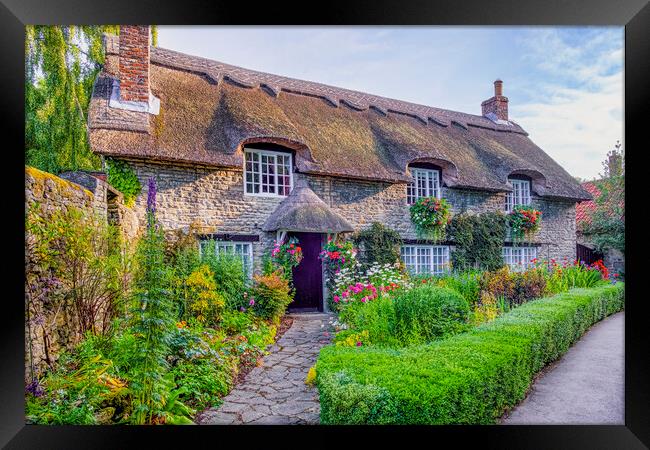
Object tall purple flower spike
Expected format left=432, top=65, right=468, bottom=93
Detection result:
left=147, top=177, right=157, bottom=215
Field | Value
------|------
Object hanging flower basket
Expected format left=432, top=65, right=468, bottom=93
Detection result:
left=508, top=205, right=542, bottom=240
left=409, top=197, right=452, bottom=241
left=271, top=236, right=303, bottom=271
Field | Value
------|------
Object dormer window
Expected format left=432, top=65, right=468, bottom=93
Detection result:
left=505, top=177, right=531, bottom=212
left=407, top=167, right=441, bottom=204
left=244, top=148, right=293, bottom=197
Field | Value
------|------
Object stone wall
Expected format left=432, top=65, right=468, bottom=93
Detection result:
left=125, top=159, right=578, bottom=273
left=25, top=166, right=138, bottom=381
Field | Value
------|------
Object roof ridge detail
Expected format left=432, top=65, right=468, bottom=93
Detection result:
left=148, top=45, right=528, bottom=135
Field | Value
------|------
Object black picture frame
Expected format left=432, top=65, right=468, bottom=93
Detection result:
left=2, top=0, right=648, bottom=447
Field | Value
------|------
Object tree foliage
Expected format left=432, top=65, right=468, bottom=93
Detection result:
left=581, top=141, right=625, bottom=254
left=25, top=26, right=157, bottom=174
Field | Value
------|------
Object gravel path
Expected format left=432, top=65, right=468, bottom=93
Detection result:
left=502, top=311, right=624, bottom=425
left=198, top=313, right=334, bottom=425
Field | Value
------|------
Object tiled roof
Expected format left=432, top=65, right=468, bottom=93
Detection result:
left=575, top=182, right=601, bottom=225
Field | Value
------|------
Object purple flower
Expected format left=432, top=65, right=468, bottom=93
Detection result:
left=26, top=380, right=44, bottom=397
left=146, top=177, right=157, bottom=215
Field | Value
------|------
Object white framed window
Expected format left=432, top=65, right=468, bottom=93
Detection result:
left=505, top=178, right=531, bottom=212
left=407, top=168, right=441, bottom=204
left=400, top=245, right=450, bottom=275
left=244, top=148, right=293, bottom=197
left=502, top=246, right=537, bottom=271
left=199, top=239, right=254, bottom=277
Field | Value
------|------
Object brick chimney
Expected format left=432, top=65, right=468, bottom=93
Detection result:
left=118, top=26, right=151, bottom=103
left=481, top=79, right=509, bottom=122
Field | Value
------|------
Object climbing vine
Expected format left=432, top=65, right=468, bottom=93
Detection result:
left=106, top=158, right=142, bottom=207
left=353, top=222, right=403, bottom=267
left=448, top=212, right=507, bottom=271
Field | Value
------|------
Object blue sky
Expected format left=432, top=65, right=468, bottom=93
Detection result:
left=158, top=26, right=623, bottom=180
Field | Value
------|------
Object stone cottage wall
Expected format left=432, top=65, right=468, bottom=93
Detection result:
left=125, top=160, right=577, bottom=273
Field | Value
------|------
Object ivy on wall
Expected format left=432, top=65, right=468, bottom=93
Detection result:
left=353, top=222, right=403, bottom=267
left=448, top=212, right=507, bottom=271
left=106, top=158, right=142, bottom=207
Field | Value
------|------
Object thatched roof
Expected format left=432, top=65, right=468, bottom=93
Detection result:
left=88, top=36, right=591, bottom=201
left=262, top=179, right=354, bottom=233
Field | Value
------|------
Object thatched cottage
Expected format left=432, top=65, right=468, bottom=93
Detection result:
left=88, top=26, right=591, bottom=311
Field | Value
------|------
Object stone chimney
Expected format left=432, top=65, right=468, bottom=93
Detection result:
left=119, top=25, right=151, bottom=103
left=107, top=26, right=159, bottom=114
left=481, top=79, right=509, bottom=122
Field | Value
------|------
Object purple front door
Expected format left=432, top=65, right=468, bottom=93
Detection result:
left=289, top=232, right=324, bottom=312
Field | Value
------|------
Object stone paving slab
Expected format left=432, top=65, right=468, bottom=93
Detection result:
left=199, top=313, right=334, bottom=425
left=501, top=312, right=624, bottom=425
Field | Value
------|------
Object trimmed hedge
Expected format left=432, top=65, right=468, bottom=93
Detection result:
left=316, top=283, right=624, bottom=424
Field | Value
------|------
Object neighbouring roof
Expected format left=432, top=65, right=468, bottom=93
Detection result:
left=576, top=180, right=623, bottom=226
left=262, top=179, right=354, bottom=233
left=576, top=182, right=601, bottom=225
left=88, top=36, right=592, bottom=201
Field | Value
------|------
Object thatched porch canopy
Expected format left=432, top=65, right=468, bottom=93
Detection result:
left=262, top=179, right=354, bottom=233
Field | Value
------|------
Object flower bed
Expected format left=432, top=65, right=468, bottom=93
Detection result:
left=316, top=282, right=624, bottom=424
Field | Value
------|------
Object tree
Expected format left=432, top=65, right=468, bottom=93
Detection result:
left=25, top=26, right=158, bottom=174
left=581, top=141, right=625, bottom=254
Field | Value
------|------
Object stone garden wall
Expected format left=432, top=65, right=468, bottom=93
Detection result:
left=25, top=166, right=138, bottom=381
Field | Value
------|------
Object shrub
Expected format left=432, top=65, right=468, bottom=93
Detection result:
left=249, top=271, right=294, bottom=324
left=337, top=296, right=398, bottom=347
left=201, top=246, right=247, bottom=310
left=353, top=222, right=403, bottom=267
left=470, top=292, right=499, bottom=325
left=392, top=285, right=470, bottom=344
left=184, top=265, right=226, bottom=325
left=428, top=270, right=482, bottom=306
left=316, top=283, right=625, bottom=424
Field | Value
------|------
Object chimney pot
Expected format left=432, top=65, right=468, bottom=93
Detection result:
left=482, top=79, right=508, bottom=122
left=494, top=79, right=503, bottom=96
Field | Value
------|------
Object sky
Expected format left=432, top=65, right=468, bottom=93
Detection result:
left=158, top=26, right=623, bottom=181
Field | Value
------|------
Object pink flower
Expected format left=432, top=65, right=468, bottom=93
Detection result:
left=356, top=341, right=362, bottom=347
left=341, top=291, right=349, bottom=298
left=333, top=295, right=340, bottom=303
left=249, top=298, right=255, bottom=306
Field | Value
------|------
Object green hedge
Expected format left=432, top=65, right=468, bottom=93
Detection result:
left=316, top=283, right=624, bottom=424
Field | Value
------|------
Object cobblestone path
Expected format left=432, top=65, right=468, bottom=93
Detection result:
left=198, top=313, right=334, bottom=425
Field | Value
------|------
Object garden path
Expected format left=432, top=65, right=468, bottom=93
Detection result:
left=501, top=311, right=624, bottom=424
left=198, top=312, right=334, bottom=425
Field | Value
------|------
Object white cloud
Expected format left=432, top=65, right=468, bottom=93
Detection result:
left=512, top=28, right=623, bottom=180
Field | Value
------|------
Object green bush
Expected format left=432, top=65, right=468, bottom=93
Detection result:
left=392, top=285, right=470, bottom=344
left=317, top=283, right=624, bottom=424
left=337, top=296, right=399, bottom=347
left=201, top=246, right=248, bottom=310
left=249, top=271, right=294, bottom=324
